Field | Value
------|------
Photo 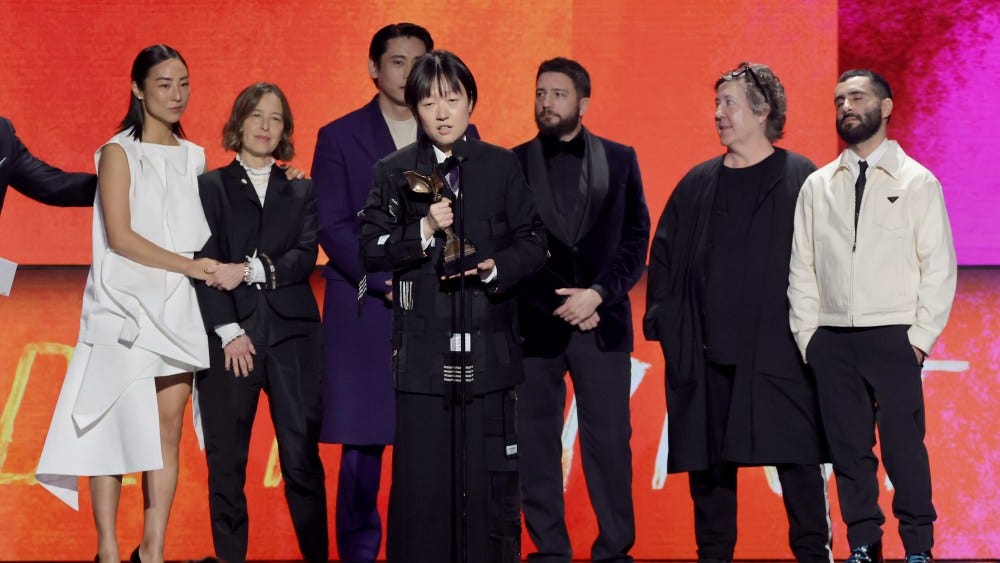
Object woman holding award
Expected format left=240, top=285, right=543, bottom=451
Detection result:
left=359, top=50, right=547, bottom=563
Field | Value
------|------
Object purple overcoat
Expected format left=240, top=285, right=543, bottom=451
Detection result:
left=313, top=97, right=396, bottom=444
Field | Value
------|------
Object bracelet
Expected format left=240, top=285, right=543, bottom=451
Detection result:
left=259, top=253, right=277, bottom=289
left=242, top=261, right=253, bottom=285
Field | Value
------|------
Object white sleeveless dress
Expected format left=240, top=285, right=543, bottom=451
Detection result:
left=36, top=131, right=211, bottom=509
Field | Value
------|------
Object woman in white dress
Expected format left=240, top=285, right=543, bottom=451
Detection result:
left=36, top=45, right=219, bottom=563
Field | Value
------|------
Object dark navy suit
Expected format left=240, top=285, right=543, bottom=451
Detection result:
left=0, top=115, right=95, bottom=217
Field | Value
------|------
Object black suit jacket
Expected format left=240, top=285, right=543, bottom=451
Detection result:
left=0, top=116, right=96, bottom=215
left=195, top=160, right=320, bottom=343
left=513, top=128, right=650, bottom=355
left=359, top=137, right=548, bottom=395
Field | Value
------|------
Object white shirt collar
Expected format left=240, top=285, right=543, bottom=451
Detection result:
left=846, top=138, right=890, bottom=176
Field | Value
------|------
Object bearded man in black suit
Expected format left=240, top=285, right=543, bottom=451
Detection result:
left=513, top=57, right=650, bottom=563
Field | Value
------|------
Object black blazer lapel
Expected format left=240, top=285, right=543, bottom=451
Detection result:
left=260, top=168, right=291, bottom=246
left=576, top=128, right=610, bottom=243
left=524, top=136, right=574, bottom=246
left=224, top=159, right=263, bottom=210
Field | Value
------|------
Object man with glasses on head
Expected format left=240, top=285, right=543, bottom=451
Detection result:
left=645, top=63, right=831, bottom=563
left=788, top=70, right=955, bottom=563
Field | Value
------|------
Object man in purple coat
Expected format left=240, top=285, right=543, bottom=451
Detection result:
left=311, top=23, right=433, bottom=562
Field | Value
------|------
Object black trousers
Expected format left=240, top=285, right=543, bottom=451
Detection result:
left=518, top=330, right=635, bottom=563
left=197, top=323, right=328, bottom=563
left=386, top=388, right=520, bottom=563
left=689, top=363, right=831, bottom=563
left=808, top=325, right=935, bottom=553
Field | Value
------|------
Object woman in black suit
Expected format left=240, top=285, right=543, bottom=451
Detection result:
left=359, top=50, right=547, bottom=563
left=194, top=82, right=327, bottom=563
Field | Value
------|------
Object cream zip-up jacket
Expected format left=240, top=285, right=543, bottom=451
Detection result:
left=788, top=141, right=957, bottom=360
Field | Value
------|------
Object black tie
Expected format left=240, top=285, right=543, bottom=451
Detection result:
left=854, top=160, right=868, bottom=231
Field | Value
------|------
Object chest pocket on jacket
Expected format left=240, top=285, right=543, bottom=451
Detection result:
left=872, top=188, right=907, bottom=231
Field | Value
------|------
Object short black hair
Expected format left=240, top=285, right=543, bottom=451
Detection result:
left=369, top=23, right=433, bottom=66
left=119, top=44, right=188, bottom=141
left=537, top=57, right=591, bottom=98
left=838, top=69, right=893, bottom=100
left=404, top=50, right=478, bottom=114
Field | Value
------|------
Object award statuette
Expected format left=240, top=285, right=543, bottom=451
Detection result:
left=403, top=167, right=481, bottom=276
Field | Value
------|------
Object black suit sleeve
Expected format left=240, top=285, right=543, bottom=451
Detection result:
left=2, top=117, right=96, bottom=207
left=261, top=179, right=319, bottom=288
left=488, top=153, right=548, bottom=294
left=194, top=172, right=239, bottom=331
left=593, top=147, right=650, bottom=303
left=358, top=160, right=428, bottom=273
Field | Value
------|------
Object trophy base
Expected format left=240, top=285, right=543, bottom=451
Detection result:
left=437, top=250, right=483, bottom=277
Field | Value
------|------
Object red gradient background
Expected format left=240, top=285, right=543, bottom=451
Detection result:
left=1, top=1, right=997, bottom=560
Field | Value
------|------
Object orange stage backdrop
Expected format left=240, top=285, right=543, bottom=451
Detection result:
left=2, top=1, right=997, bottom=561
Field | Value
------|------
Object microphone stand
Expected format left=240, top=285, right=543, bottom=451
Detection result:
left=457, top=158, right=469, bottom=563
left=448, top=151, right=470, bottom=563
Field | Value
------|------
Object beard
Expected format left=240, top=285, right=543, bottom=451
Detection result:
left=837, top=105, right=882, bottom=145
left=536, top=107, right=581, bottom=139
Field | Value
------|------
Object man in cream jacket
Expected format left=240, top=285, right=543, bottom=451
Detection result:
left=788, top=70, right=956, bottom=563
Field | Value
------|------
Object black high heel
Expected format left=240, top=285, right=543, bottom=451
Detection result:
left=129, top=547, right=142, bottom=563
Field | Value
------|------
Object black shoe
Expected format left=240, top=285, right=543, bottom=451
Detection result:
left=129, top=547, right=142, bottom=563
left=846, top=543, right=884, bottom=563
left=905, top=552, right=933, bottom=563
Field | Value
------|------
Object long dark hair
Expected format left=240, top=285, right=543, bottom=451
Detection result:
left=118, top=44, right=188, bottom=141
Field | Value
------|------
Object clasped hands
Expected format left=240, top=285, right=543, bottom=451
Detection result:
left=553, top=287, right=602, bottom=331
left=204, top=262, right=246, bottom=291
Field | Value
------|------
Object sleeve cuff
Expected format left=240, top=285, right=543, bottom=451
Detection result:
left=907, top=325, right=937, bottom=357
left=482, top=264, right=498, bottom=284
left=589, top=284, right=608, bottom=302
left=249, top=258, right=266, bottom=283
left=795, top=329, right=815, bottom=363
left=214, top=323, right=246, bottom=349
left=420, top=218, right=435, bottom=250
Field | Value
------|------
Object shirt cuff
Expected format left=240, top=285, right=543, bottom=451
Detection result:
left=482, top=264, right=498, bottom=284
left=249, top=258, right=266, bottom=283
left=420, top=218, right=436, bottom=250
left=214, top=323, right=246, bottom=348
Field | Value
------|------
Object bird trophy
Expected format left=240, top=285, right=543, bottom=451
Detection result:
left=403, top=167, right=481, bottom=276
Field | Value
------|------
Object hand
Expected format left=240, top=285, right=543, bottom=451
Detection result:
left=424, top=199, right=453, bottom=236
left=224, top=334, right=256, bottom=377
left=553, top=287, right=603, bottom=326
left=442, top=258, right=496, bottom=281
left=206, top=263, right=245, bottom=291
left=384, top=279, right=393, bottom=302
left=278, top=163, right=307, bottom=180
left=188, top=258, right=219, bottom=281
left=578, top=311, right=601, bottom=331
left=913, top=345, right=926, bottom=365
